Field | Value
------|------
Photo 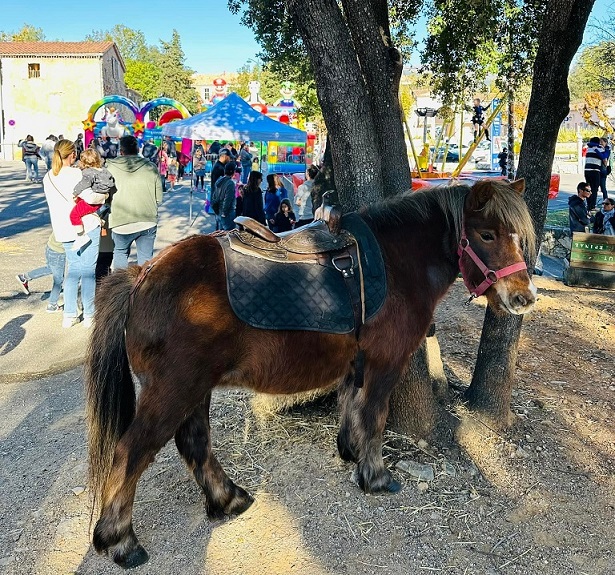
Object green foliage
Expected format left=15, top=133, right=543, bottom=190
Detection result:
left=569, top=42, right=615, bottom=100
left=0, top=24, right=45, bottom=41
left=156, top=30, right=199, bottom=113
left=86, top=25, right=153, bottom=61
left=125, top=60, right=160, bottom=102
left=420, top=0, right=545, bottom=106
left=228, top=1, right=327, bottom=122
left=84, top=26, right=199, bottom=112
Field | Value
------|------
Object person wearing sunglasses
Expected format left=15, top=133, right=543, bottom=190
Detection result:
left=569, top=181, right=594, bottom=234
left=593, top=198, right=615, bottom=235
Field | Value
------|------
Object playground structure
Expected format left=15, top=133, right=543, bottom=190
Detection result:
left=404, top=95, right=560, bottom=199
left=82, top=95, right=191, bottom=148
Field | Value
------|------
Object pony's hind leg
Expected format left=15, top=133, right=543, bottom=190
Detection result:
left=338, top=368, right=402, bottom=494
left=93, top=386, right=194, bottom=568
left=175, top=393, right=254, bottom=519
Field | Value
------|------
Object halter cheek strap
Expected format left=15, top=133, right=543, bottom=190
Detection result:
left=457, top=231, right=527, bottom=300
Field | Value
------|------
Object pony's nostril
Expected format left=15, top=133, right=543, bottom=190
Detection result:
left=512, top=292, right=534, bottom=308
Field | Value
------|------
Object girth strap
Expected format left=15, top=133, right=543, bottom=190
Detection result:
left=329, top=243, right=366, bottom=388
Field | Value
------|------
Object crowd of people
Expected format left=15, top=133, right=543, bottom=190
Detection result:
left=16, top=135, right=162, bottom=328
left=15, top=131, right=323, bottom=327
left=569, top=181, right=614, bottom=236
left=209, top=146, right=317, bottom=233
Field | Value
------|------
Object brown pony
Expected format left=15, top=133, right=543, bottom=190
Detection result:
left=85, top=179, right=536, bottom=568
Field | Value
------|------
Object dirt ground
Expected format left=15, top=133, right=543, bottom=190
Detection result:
left=0, top=276, right=613, bottom=575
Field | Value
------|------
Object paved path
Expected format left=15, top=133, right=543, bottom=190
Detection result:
left=0, top=159, right=214, bottom=383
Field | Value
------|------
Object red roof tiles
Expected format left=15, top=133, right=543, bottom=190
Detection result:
left=0, top=41, right=116, bottom=56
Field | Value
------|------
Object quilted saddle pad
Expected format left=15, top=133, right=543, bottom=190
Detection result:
left=217, top=212, right=387, bottom=333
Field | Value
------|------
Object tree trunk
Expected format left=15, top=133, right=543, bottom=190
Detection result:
left=288, top=0, right=385, bottom=210
left=465, top=0, right=595, bottom=425
left=340, top=0, right=411, bottom=196
left=289, top=0, right=442, bottom=436
left=507, top=86, right=515, bottom=179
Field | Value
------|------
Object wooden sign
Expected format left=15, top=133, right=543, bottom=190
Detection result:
left=565, top=232, right=615, bottom=289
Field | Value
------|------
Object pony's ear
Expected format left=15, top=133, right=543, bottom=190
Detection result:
left=468, top=180, right=495, bottom=210
left=510, top=178, right=525, bottom=195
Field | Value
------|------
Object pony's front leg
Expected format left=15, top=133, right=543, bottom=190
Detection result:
left=175, top=394, right=254, bottom=518
left=338, top=368, right=402, bottom=494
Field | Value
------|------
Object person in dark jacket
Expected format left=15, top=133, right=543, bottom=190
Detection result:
left=569, top=181, right=593, bottom=233
left=210, top=149, right=232, bottom=192
left=272, top=199, right=296, bottom=232
left=212, top=163, right=237, bottom=231
left=264, top=174, right=281, bottom=227
left=497, top=147, right=508, bottom=177
left=242, top=170, right=266, bottom=224
left=208, top=140, right=221, bottom=155
left=584, top=137, right=608, bottom=211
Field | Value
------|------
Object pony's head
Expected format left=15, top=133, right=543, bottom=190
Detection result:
left=461, top=179, right=537, bottom=315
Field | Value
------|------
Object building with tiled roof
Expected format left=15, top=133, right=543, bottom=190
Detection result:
left=0, top=41, right=128, bottom=158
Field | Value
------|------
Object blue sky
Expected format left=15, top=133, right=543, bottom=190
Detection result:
left=0, top=2, right=261, bottom=74
left=1, top=0, right=611, bottom=74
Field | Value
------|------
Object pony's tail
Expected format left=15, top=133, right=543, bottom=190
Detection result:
left=85, top=267, right=140, bottom=512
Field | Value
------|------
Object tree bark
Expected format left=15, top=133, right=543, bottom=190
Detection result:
left=340, top=0, right=411, bottom=196
left=287, top=0, right=385, bottom=210
left=465, top=0, right=596, bottom=425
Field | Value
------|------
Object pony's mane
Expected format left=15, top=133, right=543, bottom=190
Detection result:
left=362, top=184, right=469, bottom=242
left=362, top=180, right=536, bottom=260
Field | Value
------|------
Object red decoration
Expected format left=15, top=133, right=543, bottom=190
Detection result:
left=252, top=102, right=268, bottom=114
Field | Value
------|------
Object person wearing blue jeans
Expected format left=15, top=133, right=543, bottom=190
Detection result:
left=62, top=227, right=100, bottom=326
left=106, top=135, right=163, bottom=269
left=43, top=138, right=101, bottom=328
left=24, top=155, right=40, bottom=181
left=111, top=225, right=157, bottom=268
left=15, top=232, right=66, bottom=312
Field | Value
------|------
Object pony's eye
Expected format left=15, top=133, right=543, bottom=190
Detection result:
left=479, top=231, right=495, bottom=242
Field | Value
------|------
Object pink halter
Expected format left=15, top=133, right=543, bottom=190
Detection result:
left=457, top=230, right=527, bottom=300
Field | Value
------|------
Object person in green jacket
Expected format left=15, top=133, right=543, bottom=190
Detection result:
left=106, top=136, right=163, bottom=269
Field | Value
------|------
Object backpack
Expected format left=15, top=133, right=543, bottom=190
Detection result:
left=211, top=177, right=227, bottom=215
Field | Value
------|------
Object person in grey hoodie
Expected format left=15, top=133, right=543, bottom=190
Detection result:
left=106, top=135, right=163, bottom=268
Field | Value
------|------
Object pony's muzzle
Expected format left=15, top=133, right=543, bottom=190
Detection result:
left=507, top=281, right=537, bottom=314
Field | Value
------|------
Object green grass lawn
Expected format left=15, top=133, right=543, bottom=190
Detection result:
left=545, top=209, right=568, bottom=227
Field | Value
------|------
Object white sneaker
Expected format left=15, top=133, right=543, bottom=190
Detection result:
left=71, top=235, right=91, bottom=252
left=83, top=317, right=94, bottom=328
left=62, top=316, right=80, bottom=328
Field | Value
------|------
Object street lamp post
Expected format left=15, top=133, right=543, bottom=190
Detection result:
left=415, top=107, right=438, bottom=144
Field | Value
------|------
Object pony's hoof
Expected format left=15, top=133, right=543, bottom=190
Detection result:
left=113, top=544, right=149, bottom=569
left=224, top=487, right=254, bottom=516
left=386, top=479, right=402, bottom=493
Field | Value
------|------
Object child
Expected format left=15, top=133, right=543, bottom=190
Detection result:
left=193, top=149, right=206, bottom=191
left=71, top=149, right=114, bottom=252
left=167, top=157, right=178, bottom=190
left=272, top=199, right=296, bottom=232
left=158, top=148, right=169, bottom=189
left=471, top=98, right=490, bottom=142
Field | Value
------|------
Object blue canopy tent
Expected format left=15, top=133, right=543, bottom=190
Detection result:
left=161, top=92, right=307, bottom=223
left=161, top=92, right=306, bottom=143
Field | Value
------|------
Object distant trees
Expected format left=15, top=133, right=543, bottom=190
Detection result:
left=85, top=26, right=199, bottom=112
left=0, top=24, right=45, bottom=42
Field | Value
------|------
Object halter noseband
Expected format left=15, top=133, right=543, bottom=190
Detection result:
left=457, top=229, right=527, bottom=301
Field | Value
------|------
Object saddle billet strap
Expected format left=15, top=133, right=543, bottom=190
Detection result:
left=331, top=243, right=366, bottom=388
